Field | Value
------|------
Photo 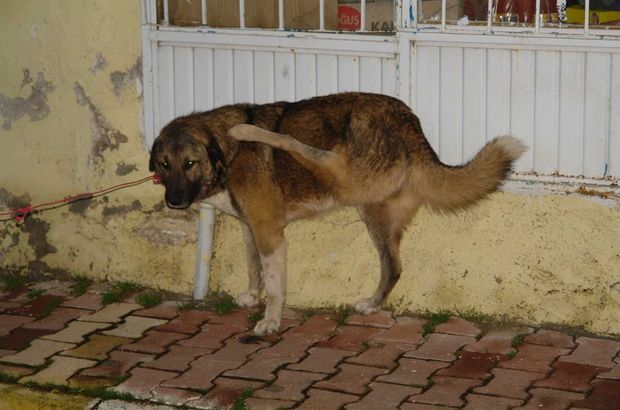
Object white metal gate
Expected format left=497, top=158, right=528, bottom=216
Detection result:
left=142, top=1, right=620, bottom=182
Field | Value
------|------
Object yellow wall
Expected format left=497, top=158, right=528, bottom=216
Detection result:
left=0, top=0, right=197, bottom=292
left=1, top=1, right=618, bottom=336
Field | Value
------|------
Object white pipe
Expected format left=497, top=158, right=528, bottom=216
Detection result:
left=279, top=0, right=284, bottom=30
left=320, top=0, right=325, bottom=31
left=360, top=0, right=366, bottom=31
left=584, top=0, right=590, bottom=35
left=193, top=202, right=216, bottom=300
left=163, top=0, right=170, bottom=25
left=239, top=0, right=246, bottom=28
left=201, top=0, right=207, bottom=25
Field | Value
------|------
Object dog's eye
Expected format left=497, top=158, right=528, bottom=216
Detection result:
left=185, top=160, right=195, bottom=170
left=161, top=161, right=169, bottom=170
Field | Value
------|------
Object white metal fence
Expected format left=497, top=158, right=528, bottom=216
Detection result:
left=142, top=0, right=620, bottom=182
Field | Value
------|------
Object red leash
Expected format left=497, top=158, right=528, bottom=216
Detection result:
left=0, top=174, right=161, bottom=223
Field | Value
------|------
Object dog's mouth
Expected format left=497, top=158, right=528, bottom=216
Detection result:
left=165, top=200, right=192, bottom=209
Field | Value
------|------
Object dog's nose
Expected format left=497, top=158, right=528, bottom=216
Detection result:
left=165, top=193, right=189, bottom=209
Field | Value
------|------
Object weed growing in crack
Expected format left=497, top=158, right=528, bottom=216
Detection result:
left=27, top=288, right=44, bottom=300
left=2, top=274, right=25, bottom=292
left=232, top=387, right=254, bottom=410
left=101, top=282, right=141, bottom=305
left=208, top=292, right=237, bottom=316
left=72, top=276, right=92, bottom=296
left=421, top=311, right=451, bottom=338
left=135, top=291, right=163, bottom=308
left=334, top=305, right=353, bottom=326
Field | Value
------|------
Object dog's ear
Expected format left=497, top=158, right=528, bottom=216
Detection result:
left=149, top=139, right=160, bottom=172
left=205, top=138, right=228, bottom=186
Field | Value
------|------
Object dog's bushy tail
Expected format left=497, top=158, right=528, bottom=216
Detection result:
left=412, top=136, right=527, bottom=213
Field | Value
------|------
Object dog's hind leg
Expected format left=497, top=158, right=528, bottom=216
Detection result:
left=236, top=222, right=263, bottom=308
left=228, top=124, right=345, bottom=177
left=355, top=194, right=420, bottom=314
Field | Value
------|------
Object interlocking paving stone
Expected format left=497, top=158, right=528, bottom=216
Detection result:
left=208, top=309, right=252, bottom=327
left=524, top=328, right=576, bottom=349
left=113, top=367, right=179, bottom=399
left=255, top=369, right=325, bottom=401
left=23, top=307, right=89, bottom=331
left=519, top=388, right=584, bottom=410
left=224, top=353, right=294, bottom=382
left=597, top=361, right=620, bottom=380
left=244, top=398, right=296, bottom=409
left=462, top=393, right=524, bottom=409
left=4, top=295, right=64, bottom=317
left=288, top=314, right=337, bottom=336
left=0, top=301, right=22, bottom=313
left=1, top=339, right=74, bottom=366
left=288, top=347, right=356, bottom=374
left=535, top=361, right=607, bottom=392
left=558, top=336, right=620, bottom=369
left=0, top=363, right=35, bottom=378
left=400, top=404, right=456, bottom=410
left=20, top=355, right=97, bottom=385
left=102, top=316, right=167, bottom=339
left=0, top=327, right=54, bottom=350
left=42, top=320, right=110, bottom=343
left=119, top=330, right=187, bottom=354
left=408, top=376, right=483, bottom=407
left=0, top=348, right=16, bottom=358
left=0, top=314, right=34, bottom=336
left=165, top=337, right=267, bottom=390
left=61, top=293, right=103, bottom=310
left=185, top=377, right=265, bottom=409
left=143, top=345, right=211, bottom=372
left=297, top=388, right=359, bottom=410
left=96, top=399, right=176, bottom=410
left=345, top=310, right=396, bottom=328
left=434, top=317, right=481, bottom=337
left=316, top=325, right=385, bottom=352
left=437, top=351, right=508, bottom=380
left=346, top=343, right=404, bottom=369
left=178, top=322, right=246, bottom=349
left=370, top=317, right=426, bottom=346
left=345, top=381, right=422, bottom=410
left=405, top=333, right=476, bottom=362
left=463, top=330, right=521, bottom=355
left=62, top=334, right=133, bottom=360
left=77, top=303, right=141, bottom=323
left=154, top=309, right=214, bottom=334
left=150, top=386, right=203, bottom=406
left=133, top=301, right=179, bottom=320
left=498, top=343, right=571, bottom=373
left=313, top=363, right=388, bottom=395
left=80, top=350, right=155, bottom=378
left=377, top=357, right=448, bottom=387
left=473, top=367, right=545, bottom=400
left=571, top=379, right=620, bottom=410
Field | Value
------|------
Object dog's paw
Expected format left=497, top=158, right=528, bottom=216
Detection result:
left=236, top=291, right=260, bottom=308
left=228, top=124, right=257, bottom=141
left=253, top=318, right=280, bottom=335
left=354, top=298, right=380, bottom=315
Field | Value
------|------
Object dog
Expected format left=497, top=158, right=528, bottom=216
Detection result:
left=149, top=92, right=526, bottom=335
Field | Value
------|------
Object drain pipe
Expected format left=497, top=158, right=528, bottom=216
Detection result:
left=193, top=202, right=216, bottom=300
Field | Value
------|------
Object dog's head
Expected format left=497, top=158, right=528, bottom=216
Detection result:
left=149, top=117, right=229, bottom=209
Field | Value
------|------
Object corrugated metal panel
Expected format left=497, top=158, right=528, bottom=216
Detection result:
left=412, top=40, right=620, bottom=178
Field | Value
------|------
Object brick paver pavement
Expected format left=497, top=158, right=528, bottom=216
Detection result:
left=0, top=280, right=619, bottom=409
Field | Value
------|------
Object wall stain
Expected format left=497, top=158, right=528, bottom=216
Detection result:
left=68, top=197, right=94, bottom=215
left=110, top=57, right=142, bottom=97
left=73, top=81, right=129, bottom=159
left=0, top=71, right=55, bottom=130
left=102, top=199, right=142, bottom=217
left=90, top=52, right=108, bottom=74
left=115, top=161, right=138, bottom=176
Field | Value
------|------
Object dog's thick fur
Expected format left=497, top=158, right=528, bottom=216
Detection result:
left=149, top=92, right=526, bottom=335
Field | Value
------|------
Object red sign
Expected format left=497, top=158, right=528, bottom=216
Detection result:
left=338, top=5, right=361, bottom=30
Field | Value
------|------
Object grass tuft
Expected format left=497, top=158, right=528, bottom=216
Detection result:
left=0, top=371, right=20, bottom=384
left=22, top=380, right=138, bottom=401
left=511, top=334, right=525, bottom=348
left=2, top=274, right=26, bottom=292
left=232, top=387, right=254, bottom=410
left=72, top=276, right=92, bottom=297
left=300, top=309, right=317, bottom=324
left=101, top=282, right=141, bottom=305
left=334, top=305, right=352, bottom=326
left=27, top=288, right=44, bottom=300
left=247, top=311, right=263, bottom=325
left=40, top=298, right=63, bottom=318
left=135, top=291, right=163, bottom=308
left=208, top=292, right=237, bottom=316
left=421, top=311, right=451, bottom=338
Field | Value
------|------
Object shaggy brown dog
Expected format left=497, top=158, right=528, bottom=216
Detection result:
left=149, top=92, right=526, bottom=335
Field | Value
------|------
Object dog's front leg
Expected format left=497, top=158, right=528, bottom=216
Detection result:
left=253, top=234, right=287, bottom=336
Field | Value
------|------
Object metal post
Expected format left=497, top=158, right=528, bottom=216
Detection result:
left=320, top=0, right=325, bottom=30
left=163, top=0, right=170, bottom=24
left=279, top=0, right=284, bottom=29
left=584, top=0, right=590, bottom=35
left=239, top=0, right=246, bottom=28
left=487, top=0, right=493, bottom=33
left=360, top=0, right=366, bottom=31
left=201, top=0, right=207, bottom=25
left=193, top=202, right=216, bottom=300
left=535, top=0, right=541, bottom=32
left=441, top=0, right=446, bottom=31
